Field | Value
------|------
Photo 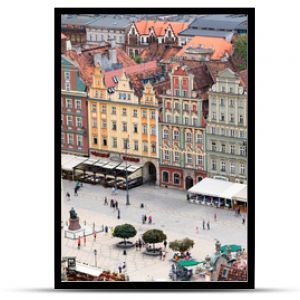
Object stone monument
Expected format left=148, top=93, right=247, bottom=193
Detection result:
left=68, top=207, right=81, bottom=231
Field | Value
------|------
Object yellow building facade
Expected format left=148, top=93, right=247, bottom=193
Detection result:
left=87, top=64, right=160, bottom=184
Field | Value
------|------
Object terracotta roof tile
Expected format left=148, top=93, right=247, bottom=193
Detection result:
left=116, top=47, right=137, bottom=68
left=135, top=20, right=188, bottom=36
left=176, top=36, right=233, bottom=60
left=239, top=69, right=248, bottom=90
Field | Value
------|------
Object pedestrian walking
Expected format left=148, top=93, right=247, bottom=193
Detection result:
left=77, top=236, right=81, bottom=250
left=105, top=225, right=109, bottom=234
left=242, top=217, right=246, bottom=224
left=123, top=249, right=127, bottom=256
left=163, top=240, right=167, bottom=249
left=138, top=239, right=142, bottom=250
left=93, top=230, right=96, bottom=241
left=117, top=208, right=120, bottom=219
left=115, top=201, right=118, bottom=209
left=104, top=197, right=108, bottom=205
left=207, top=221, right=210, bottom=230
left=83, top=234, right=86, bottom=246
left=162, top=250, right=166, bottom=261
left=122, top=262, right=126, bottom=270
left=74, top=187, right=78, bottom=197
left=135, top=241, right=139, bottom=251
left=214, top=213, right=217, bottom=222
left=202, top=219, right=206, bottom=230
left=148, top=216, right=152, bottom=224
left=118, top=264, right=122, bottom=274
left=142, top=214, right=145, bottom=224
left=144, top=215, right=147, bottom=224
left=66, top=192, right=70, bottom=201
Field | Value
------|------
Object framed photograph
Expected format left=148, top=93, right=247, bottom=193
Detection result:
left=55, top=7, right=254, bottom=289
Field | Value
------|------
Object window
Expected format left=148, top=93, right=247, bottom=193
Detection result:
left=240, top=131, right=245, bottom=138
left=229, top=87, right=233, bottom=93
left=212, top=142, right=216, bottom=151
left=175, top=115, right=180, bottom=124
left=123, top=139, right=129, bottom=149
left=102, top=137, right=107, bottom=146
left=230, top=129, right=235, bottom=137
left=151, top=111, right=155, bottom=119
left=67, top=115, right=73, bottom=127
left=122, top=122, right=127, bottom=132
left=184, top=117, right=189, bottom=125
left=66, top=98, right=72, bottom=109
left=112, top=107, right=116, bottom=114
left=211, top=127, right=216, bottom=135
left=167, top=115, right=171, bottom=123
left=166, top=101, right=171, bottom=109
left=173, top=130, right=179, bottom=140
left=102, top=105, right=106, bottom=113
left=229, top=99, right=234, bottom=107
left=112, top=121, right=117, bottom=130
left=240, top=146, right=246, bottom=156
left=143, top=142, right=148, bottom=152
left=184, top=103, right=189, bottom=111
left=174, top=102, right=180, bottom=110
left=100, top=91, right=103, bottom=99
left=186, top=132, right=192, bottom=143
left=128, top=94, right=131, bottom=100
left=212, top=160, right=216, bottom=170
left=174, top=152, right=179, bottom=162
left=220, top=113, right=225, bottom=121
left=174, top=173, right=180, bottom=185
left=75, top=99, right=82, bottom=110
left=112, top=138, right=117, bottom=148
left=196, top=133, right=203, bottom=144
left=162, top=171, right=169, bottom=183
left=163, top=150, right=169, bottom=160
left=175, top=90, right=179, bottom=96
left=183, top=90, right=187, bottom=97
left=93, top=136, right=98, bottom=145
left=67, top=133, right=74, bottom=145
left=186, top=153, right=192, bottom=164
left=92, top=118, right=97, bottom=128
left=239, top=114, right=244, bottom=124
left=197, top=155, right=203, bottom=166
left=221, top=144, right=226, bottom=153
left=92, top=104, right=97, bottom=112
left=133, top=123, right=138, bottom=133
left=142, top=110, right=147, bottom=118
left=221, top=128, right=225, bottom=136
left=230, top=145, right=235, bottom=154
left=151, top=143, right=156, bottom=153
left=64, top=72, right=70, bottom=81
left=230, top=163, right=236, bottom=174
left=212, top=112, right=216, bottom=120
left=192, top=118, right=197, bottom=126
left=134, top=140, right=139, bottom=151
left=122, top=108, right=127, bottom=116
left=230, top=113, right=234, bottom=123
left=143, top=125, right=147, bottom=134
left=240, top=164, right=246, bottom=175
left=133, top=109, right=138, bottom=117
left=221, top=86, right=225, bottom=92
left=151, top=126, right=156, bottom=135
left=95, top=90, right=98, bottom=98
left=220, top=98, right=224, bottom=106
left=221, top=161, right=226, bottom=172
left=163, top=129, right=168, bottom=139
left=76, top=117, right=82, bottom=128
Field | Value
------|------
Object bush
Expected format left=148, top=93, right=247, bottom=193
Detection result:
left=169, top=238, right=194, bottom=253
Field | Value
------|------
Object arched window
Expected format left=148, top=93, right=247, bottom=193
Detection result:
left=173, top=173, right=180, bottom=185
left=162, top=171, right=169, bottom=183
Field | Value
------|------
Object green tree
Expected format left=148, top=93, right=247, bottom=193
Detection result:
left=113, top=224, right=137, bottom=245
left=234, top=35, right=247, bottom=71
left=142, top=229, right=167, bottom=253
left=169, top=238, right=194, bottom=254
left=133, top=55, right=142, bottom=64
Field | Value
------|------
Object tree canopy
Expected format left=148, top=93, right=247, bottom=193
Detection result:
left=169, top=238, right=194, bottom=253
left=113, top=224, right=137, bottom=241
left=142, top=229, right=167, bottom=246
left=233, top=35, right=247, bottom=71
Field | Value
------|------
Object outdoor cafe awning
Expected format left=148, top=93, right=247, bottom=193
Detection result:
left=177, top=260, right=203, bottom=267
left=61, top=155, right=88, bottom=171
left=232, top=186, right=247, bottom=203
left=188, top=178, right=247, bottom=202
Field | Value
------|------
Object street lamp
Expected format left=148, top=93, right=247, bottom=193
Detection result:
left=125, top=137, right=130, bottom=205
left=93, top=249, right=97, bottom=267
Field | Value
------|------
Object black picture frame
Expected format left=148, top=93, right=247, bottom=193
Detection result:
left=55, top=7, right=255, bottom=290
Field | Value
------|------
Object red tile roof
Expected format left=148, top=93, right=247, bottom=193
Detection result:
left=205, top=61, right=235, bottom=82
left=239, top=69, right=248, bottom=90
left=116, top=47, right=137, bottom=68
left=135, top=20, right=188, bottom=37
left=104, top=61, right=159, bottom=88
left=176, top=36, right=233, bottom=60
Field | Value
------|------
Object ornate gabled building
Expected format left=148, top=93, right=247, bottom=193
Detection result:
left=87, top=64, right=160, bottom=184
left=159, top=65, right=208, bottom=190
left=61, top=55, right=89, bottom=156
left=206, top=68, right=248, bottom=183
